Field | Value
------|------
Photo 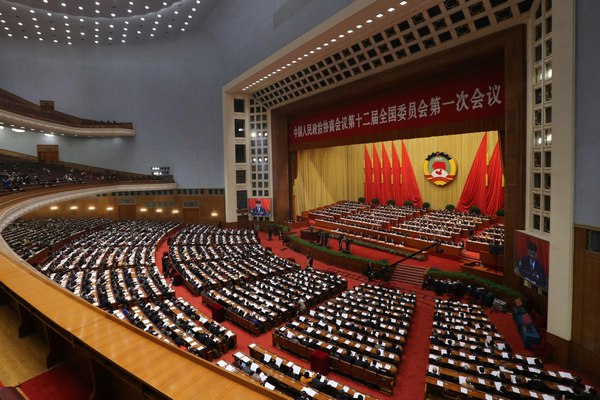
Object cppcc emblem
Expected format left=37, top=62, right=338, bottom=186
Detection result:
left=424, top=152, right=457, bottom=186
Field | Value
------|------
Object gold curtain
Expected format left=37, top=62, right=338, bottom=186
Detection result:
left=294, top=131, right=498, bottom=212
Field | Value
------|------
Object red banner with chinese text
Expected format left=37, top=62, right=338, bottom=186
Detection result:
left=289, top=68, right=504, bottom=145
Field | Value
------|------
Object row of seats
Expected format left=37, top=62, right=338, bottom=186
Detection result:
left=202, top=269, right=346, bottom=335
left=426, top=299, right=596, bottom=400
left=228, top=343, right=375, bottom=400
left=273, top=284, right=415, bottom=395
left=168, top=224, right=298, bottom=294
left=6, top=219, right=236, bottom=362
left=1, top=217, right=109, bottom=260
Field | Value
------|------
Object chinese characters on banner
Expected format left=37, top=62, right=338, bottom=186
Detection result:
left=289, top=68, right=504, bottom=145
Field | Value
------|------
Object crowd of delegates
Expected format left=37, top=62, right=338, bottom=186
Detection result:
left=16, top=219, right=234, bottom=361
left=203, top=269, right=347, bottom=335
left=1, top=217, right=110, bottom=260
left=273, top=284, right=415, bottom=395
left=339, top=205, right=418, bottom=230
left=309, top=202, right=499, bottom=256
left=426, top=299, right=598, bottom=400
left=0, top=153, right=128, bottom=194
left=168, top=224, right=298, bottom=293
left=308, top=201, right=369, bottom=221
left=467, top=223, right=505, bottom=247
left=225, top=343, right=374, bottom=400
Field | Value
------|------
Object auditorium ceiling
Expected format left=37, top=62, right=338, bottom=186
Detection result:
left=0, top=0, right=215, bottom=45
left=228, top=0, right=534, bottom=109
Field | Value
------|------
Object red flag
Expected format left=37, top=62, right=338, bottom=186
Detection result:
left=392, top=143, right=402, bottom=204
left=372, top=144, right=382, bottom=202
left=485, top=141, right=505, bottom=215
left=364, top=145, right=372, bottom=202
left=400, top=141, right=422, bottom=207
left=381, top=144, right=393, bottom=203
left=457, top=132, right=488, bottom=212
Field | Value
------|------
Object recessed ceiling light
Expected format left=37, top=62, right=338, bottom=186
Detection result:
left=347, top=29, right=353, bottom=33
left=376, top=13, right=384, bottom=18
left=366, top=19, right=373, bottom=23
left=400, top=1, right=408, bottom=5
left=388, top=7, right=395, bottom=12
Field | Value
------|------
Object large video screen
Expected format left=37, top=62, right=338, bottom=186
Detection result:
left=248, top=198, right=271, bottom=217
left=514, top=231, right=549, bottom=291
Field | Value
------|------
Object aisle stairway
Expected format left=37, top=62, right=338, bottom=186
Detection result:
left=389, top=264, right=427, bottom=286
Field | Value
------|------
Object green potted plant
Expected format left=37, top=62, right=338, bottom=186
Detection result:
left=386, top=199, right=396, bottom=206
left=445, top=204, right=455, bottom=211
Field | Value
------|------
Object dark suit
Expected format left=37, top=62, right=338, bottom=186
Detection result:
left=517, top=256, right=547, bottom=288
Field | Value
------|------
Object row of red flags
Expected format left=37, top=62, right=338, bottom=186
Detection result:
left=364, top=133, right=504, bottom=214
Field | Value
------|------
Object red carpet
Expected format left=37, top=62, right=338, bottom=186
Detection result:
left=19, top=363, right=91, bottom=400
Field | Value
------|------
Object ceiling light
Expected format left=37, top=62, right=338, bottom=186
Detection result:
left=388, top=7, right=395, bottom=12
left=400, top=1, right=408, bottom=5
left=338, top=34, right=344, bottom=38
left=376, top=13, right=384, bottom=18
left=366, top=19, right=373, bottom=23
left=347, top=29, right=353, bottom=33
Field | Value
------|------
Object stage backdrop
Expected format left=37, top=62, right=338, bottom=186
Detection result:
left=294, top=131, right=500, bottom=213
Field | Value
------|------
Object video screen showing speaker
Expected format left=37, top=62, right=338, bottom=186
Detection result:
left=248, top=198, right=271, bottom=217
left=514, top=231, right=549, bottom=291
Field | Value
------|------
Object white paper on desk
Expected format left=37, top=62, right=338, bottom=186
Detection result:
left=542, top=395, right=554, bottom=400
left=530, top=367, right=541, bottom=374
left=428, top=365, right=437, bottom=373
left=234, top=351, right=245, bottom=359
left=343, top=386, right=350, bottom=392
left=558, top=385, right=573, bottom=393
left=216, top=360, right=228, bottom=367
left=264, top=382, right=275, bottom=390
left=365, top=346, right=372, bottom=352
left=275, top=358, right=282, bottom=367
left=548, top=370, right=557, bottom=377
left=263, top=354, right=271, bottom=363
left=530, top=392, right=538, bottom=399
left=376, top=362, right=382, bottom=368
left=461, top=387, right=468, bottom=394
left=468, top=355, right=476, bottom=360
left=304, top=388, right=317, bottom=397
left=494, top=382, right=502, bottom=391
left=292, top=365, right=301, bottom=375
left=436, top=380, right=444, bottom=387
left=327, top=380, right=338, bottom=387
left=353, top=392, right=364, bottom=399
left=448, top=359, right=454, bottom=365
left=242, top=356, right=251, bottom=363
left=512, top=387, right=520, bottom=394
left=225, top=365, right=236, bottom=372
left=441, top=349, right=448, bottom=355
left=559, top=371, right=573, bottom=379
left=259, top=372, right=268, bottom=381
left=526, top=357, right=537, bottom=365
left=250, top=363, right=259, bottom=372
left=337, top=348, right=344, bottom=354
left=485, top=394, right=493, bottom=400
left=458, top=376, right=467, bottom=385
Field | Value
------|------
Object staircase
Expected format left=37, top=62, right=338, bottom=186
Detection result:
left=388, top=264, right=428, bottom=286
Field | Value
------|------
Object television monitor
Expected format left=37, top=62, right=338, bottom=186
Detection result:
left=514, top=231, right=549, bottom=291
left=248, top=198, right=271, bottom=217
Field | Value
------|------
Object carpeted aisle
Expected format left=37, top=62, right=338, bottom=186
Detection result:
left=18, top=363, right=92, bottom=400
